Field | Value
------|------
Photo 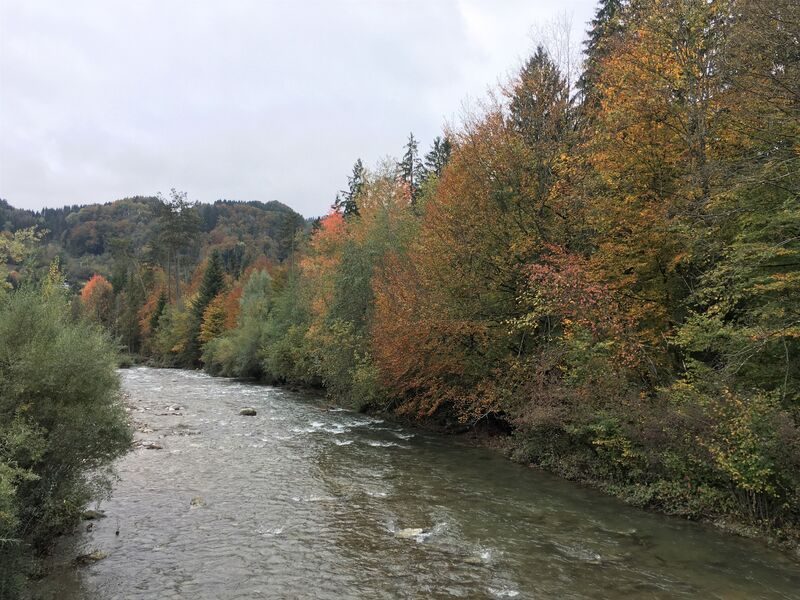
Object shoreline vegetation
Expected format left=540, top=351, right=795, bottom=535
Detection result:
left=0, top=278, right=132, bottom=597
left=0, top=0, right=798, bottom=589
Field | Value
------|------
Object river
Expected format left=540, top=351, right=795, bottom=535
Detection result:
left=32, top=367, right=800, bottom=599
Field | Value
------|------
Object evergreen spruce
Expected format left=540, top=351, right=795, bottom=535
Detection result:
left=193, top=250, right=226, bottom=321
left=150, top=290, right=167, bottom=333
left=397, top=133, right=424, bottom=205
left=423, top=136, right=452, bottom=179
left=577, top=0, right=626, bottom=110
left=509, top=46, right=571, bottom=149
left=335, top=159, right=365, bottom=217
left=184, top=250, right=226, bottom=364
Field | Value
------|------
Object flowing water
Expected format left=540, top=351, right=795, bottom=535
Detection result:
left=33, top=367, right=800, bottom=599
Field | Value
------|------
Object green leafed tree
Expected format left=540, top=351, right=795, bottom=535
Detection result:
left=0, top=286, right=131, bottom=596
left=203, top=269, right=273, bottom=377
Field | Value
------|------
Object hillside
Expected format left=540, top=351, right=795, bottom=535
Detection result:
left=1, top=195, right=307, bottom=286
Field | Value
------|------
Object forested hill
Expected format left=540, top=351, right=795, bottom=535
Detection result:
left=0, top=195, right=307, bottom=285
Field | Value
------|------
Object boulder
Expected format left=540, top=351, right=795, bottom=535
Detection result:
left=239, top=408, right=257, bottom=416
left=395, top=528, right=427, bottom=539
left=81, top=509, right=106, bottom=521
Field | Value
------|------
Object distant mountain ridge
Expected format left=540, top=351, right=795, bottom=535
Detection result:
left=0, top=196, right=308, bottom=285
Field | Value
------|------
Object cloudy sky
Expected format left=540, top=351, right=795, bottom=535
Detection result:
left=1, top=0, right=597, bottom=217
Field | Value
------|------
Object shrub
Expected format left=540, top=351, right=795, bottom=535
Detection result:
left=0, top=286, right=131, bottom=597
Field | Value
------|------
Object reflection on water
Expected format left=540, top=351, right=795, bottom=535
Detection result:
left=32, top=367, right=800, bottom=599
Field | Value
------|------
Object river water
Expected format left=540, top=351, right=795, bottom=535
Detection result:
left=33, top=367, right=800, bottom=599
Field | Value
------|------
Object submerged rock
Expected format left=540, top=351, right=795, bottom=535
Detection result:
left=75, top=550, right=108, bottom=565
left=239, top=407, right=257, bottom=416
left=141, top=441, right=163, bottom=450
left=190, top=496, right=206, bottom=508
left=81, top=509, right=106, bottom=520
left=395, top=528, right=428, bottom=539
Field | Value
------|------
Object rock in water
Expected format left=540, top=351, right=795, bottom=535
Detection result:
left=239, top=407, right=257, bottom=416
left=81, top=509, right=106, bottom=520
left=190, top=496, right=206, bottom=508
left=395, top=528, right=427, bottom=539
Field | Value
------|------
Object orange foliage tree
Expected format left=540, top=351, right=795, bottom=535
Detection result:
left=81, top=274, right=115, bottom=327
left=583, top=0, right=733, bottom=375
left=372, top=48, right=576, bottom=421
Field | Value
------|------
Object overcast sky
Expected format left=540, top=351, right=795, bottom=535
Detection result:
left=1, top=0, right=597, bottom=217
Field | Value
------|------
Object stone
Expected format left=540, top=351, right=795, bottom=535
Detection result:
left=81, top=509, right=106, bottom=520
left=395, top=528, right=427, bottom=539
left=239, top=408, right=257, bottom=416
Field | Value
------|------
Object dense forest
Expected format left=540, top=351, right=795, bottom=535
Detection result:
left=1, top=0, right=798, bottom=571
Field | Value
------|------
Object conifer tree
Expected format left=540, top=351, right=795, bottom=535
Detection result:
left=507, top=45, right=573, bottom=238
left=149, top=290, right=167, bottom=333
left=184, top=250, right=226, bottom=364
left=423, top=136, right=452, bottom=179
left=397, top=133, right=424, bottom=205
left=334, top=159, right=365, bottom=217
left=509, top=46, right=571, bottom=150
left=577, top=0, right=626, bottom=111
left=193, top=250, right=226, bottom=322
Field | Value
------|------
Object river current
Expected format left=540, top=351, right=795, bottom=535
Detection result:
left=33, top=367, right=800, bottom=599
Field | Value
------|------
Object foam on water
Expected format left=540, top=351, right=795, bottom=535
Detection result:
left=488, top=588, right=520, bottom=598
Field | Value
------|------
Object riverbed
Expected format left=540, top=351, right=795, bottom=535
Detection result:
left=32, top=367, right=800, bottom=599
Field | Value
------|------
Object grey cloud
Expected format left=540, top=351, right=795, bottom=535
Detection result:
left=0, top=0, right=596, bottom=216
